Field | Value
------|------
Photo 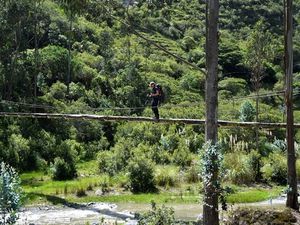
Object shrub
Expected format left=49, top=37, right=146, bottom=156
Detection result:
left=172, top=146, right=193, bottom=168
left=36, top=156, right=48, bottom=172
left=223, top=152, right=255, bottom=185
left=8, top=134, right=30, bottom=171
left=137, top=202, right=175, bottom=225
left=113, top=138, right=134, bottom=170
left=97, top=151, right=117, bottom=176
left=155, top=166, right=178, bottom=188
left=0, top=162, right=22, bottom=225
left=127, top=157, right=156, bottom=193
left=261, top=152, right=287, bottom=185
left=76, top=188, right=86, bottom=197
left=225, top=208, right=296, bottom=225
left=219, top=77, right=248, bottom=97
left=239, top=100, right=256, bottom=122
left=149, top=146, right=172, bottom=164
left=160, top=133, right=180, bottom=152
left=247, top=150, right=262, bottom=181
left=51, top=157, right=77, bottom=180
left=185, top=163, right=201, bottom=183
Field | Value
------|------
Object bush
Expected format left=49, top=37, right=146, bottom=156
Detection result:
left=0, top=162, right=22, bottom=225
left=247, top=150, right=262, bottom=181
left=185, top=163, right=201, bottom=183
left=137, top=202, right=175, bottom=225
left=261, top=152, right=287, bottom=185
left=219, top=77, right=248, bottom=98
left=223, top=152, right=255, bottom=185
left=51, top=157, right=77, bottom=180
left=225, top=208, right=296, bottom=225
left=51, top=139, right=79, bottom=180
left=8, top=134, right=30, bottom=171
left=76, top=187, right=87, bottom=197
left=149, top=146, right=172, bottom=164
left=155, top=166, right=178, bottom=188
left=97, top=151, right=117, bottom=176
left=172, top=146, right=193, bottom=168
left=127, top=157, right=156, bottom=193
left=239, top=101, right=256, bottom=122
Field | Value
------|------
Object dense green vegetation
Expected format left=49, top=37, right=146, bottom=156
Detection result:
left=1, top=0, right=300, bottom=206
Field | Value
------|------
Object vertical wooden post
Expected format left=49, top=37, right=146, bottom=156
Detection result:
left=203, top=0, right=220, bottom=224
left=285, top=0, right=299, bottom=210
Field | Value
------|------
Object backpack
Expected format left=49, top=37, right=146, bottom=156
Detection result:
left=156, top=84, right=165, bottom=103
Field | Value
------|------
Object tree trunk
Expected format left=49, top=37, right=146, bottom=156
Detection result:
left=284, top=0, right=299, bottom=210
left=203, top=0, right=220, bottom=224
left=34, top=0, right=40, bottom=112
left=8, top=21, right=21, bottom=100
left=67, top=19, right=72, bottom=98
left=255, top=90, right=259, bottom=150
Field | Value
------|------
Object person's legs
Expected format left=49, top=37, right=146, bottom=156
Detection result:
left=151, top=99, right=159, bottom=119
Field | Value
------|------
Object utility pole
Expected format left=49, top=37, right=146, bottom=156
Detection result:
left=284, top=0, right=299, bottom=210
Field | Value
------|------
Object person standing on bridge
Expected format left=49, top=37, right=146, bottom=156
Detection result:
left=148, top=81, right=160, bottom=121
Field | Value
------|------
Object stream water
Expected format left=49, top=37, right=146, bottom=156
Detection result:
left=16, top=196, right=288, bottom=225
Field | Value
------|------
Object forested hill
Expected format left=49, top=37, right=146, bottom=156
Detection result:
left=1, top=0, right=300, bottom=176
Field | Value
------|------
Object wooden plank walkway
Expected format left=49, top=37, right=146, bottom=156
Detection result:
left=0, top=112, right=299, bottom=128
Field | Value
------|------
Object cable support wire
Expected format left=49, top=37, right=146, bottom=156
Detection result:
left=0, top=100, right=56, bottom=109
left=1, top=88, right=300, bottom=113
left=2, top=89, right=300, bottom=113
left=230, top=89, right=300, bottom=101
left=230, top=90, right=285, bottom=101
left=0, top=99, right=202, bottom=112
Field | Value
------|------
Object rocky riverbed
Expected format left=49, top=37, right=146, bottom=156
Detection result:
left=17, top=202, right=137, bottom=225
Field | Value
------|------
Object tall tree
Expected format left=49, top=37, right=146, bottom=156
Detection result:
left=284, top=0, right=298, bottom=210
left=33, top=0, right=44, bottom=110
left=243, top=20, right=274, bottom=150
left=59, top=0, right=89, bottom=97
left=203, top=0, right=220, bottom=224
left=0, top=0, right=33, bottom=100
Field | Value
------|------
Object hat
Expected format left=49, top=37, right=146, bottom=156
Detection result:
left=149, top=81, right=155, bottom=86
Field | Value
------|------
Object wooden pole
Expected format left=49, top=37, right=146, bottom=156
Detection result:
left=284, top=0, right=299, bottom=210
left=204, top=0, right=220, bottom=223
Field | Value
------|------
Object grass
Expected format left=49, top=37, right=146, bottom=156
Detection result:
left=227, top=186, right=283, bottom=203
left=67, top=193, right=201, bottom=204
left=20, top=161, right=284, bottom=206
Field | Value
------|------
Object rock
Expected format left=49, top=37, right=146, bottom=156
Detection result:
left=125, top=220, right=138, bottom=225
left=95, top=189, right=104, bottom=196
left=87, top=202, right=95, bottom=206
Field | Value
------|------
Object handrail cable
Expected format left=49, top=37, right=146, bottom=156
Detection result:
left=1, top=89, right=300, bottom=112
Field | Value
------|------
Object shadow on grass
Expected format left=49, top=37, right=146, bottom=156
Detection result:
left=25, top=192, right=134, bottom=220
left=21, top=177, right=45, bottom=187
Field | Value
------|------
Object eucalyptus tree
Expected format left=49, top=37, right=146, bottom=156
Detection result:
left=285, top=0, right=298, bottom=210
left=58, top=0, right=89, bottom=97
